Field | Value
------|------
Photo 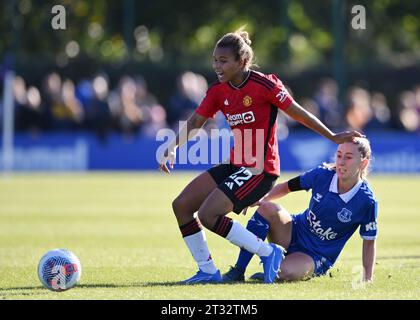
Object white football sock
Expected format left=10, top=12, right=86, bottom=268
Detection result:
left=183, top=230, right=218, bottom=274
left=256, top=241, right=273, bottom=257
left=226, top=221, right=273, bottom=257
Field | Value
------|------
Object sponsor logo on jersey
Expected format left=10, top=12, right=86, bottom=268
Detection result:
left=307, top=210, right=338, bottom=240
left=224, top=99, right=229, bottom=106
left=226, top=111, right=255, bottom=126
left=243, top=95, right=252, bottom=107
left=337, top=208, right=353, bottom=223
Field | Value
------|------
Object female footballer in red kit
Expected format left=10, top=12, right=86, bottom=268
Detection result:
left=159, top=29, right=364, bottom=284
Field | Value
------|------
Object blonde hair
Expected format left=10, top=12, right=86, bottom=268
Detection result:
left=324, top=137, right=372, bottom=180
left=216, top=28, right=256, bottom=69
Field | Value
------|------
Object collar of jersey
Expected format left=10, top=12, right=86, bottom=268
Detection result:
left=228, top=70, right=251, bottom=90
left=329, top=173, right=363, bottom=203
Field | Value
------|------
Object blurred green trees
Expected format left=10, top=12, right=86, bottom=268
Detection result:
left=1, top=0, right=419, bottom=72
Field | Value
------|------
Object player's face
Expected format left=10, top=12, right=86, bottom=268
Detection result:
left=335, top=142, right=365, bottom=182
left=212, top=46, right=246, bottom=85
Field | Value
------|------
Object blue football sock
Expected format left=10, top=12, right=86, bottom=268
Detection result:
left=235, top=211, right=270, bottom=271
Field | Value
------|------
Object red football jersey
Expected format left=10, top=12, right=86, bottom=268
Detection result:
left=196, top=70, right=293, bottom=176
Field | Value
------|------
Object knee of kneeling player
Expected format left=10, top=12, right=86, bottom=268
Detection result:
left=258, top=201, right=281, bottom=222
left=278, top=266, right=300, bottom=281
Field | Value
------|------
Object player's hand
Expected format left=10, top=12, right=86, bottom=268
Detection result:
left=159, top=146, right=177, bottom=174
left=332, top=130, right=365, bottom=144
left=241, top=200, right=263, bottom=215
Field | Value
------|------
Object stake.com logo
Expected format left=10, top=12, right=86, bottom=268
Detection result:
left=226, top=111, right=256, bottom=127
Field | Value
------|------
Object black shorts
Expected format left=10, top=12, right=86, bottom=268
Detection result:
left=207, top=163, right=278, bottom=214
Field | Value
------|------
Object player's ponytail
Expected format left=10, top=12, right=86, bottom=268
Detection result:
left=216, top=28, right=257, bottom=69
left=354, top=137, right=372, bottom=180
left=236, top=29, right=252, bottom=47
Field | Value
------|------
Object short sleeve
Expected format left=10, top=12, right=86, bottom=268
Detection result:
left=299, top=166, right=324, bottom=191
left=359, top=200, right=378, bottom=240
left=195, top=85, right=221, bottom=119
left=266, top=75, right=294, bottom=110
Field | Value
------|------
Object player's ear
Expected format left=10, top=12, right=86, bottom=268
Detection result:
left=360, top=158, right=369, bottom=171
left=238, top=58, right=247, bottom=68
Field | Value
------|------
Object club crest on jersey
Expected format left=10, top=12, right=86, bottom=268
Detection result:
left=337, top=208, right=352, bottom=223
left=243, top=95, right=252, bottom=107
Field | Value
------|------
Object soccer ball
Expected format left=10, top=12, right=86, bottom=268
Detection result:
left=37, top=248, right=82, bottom=291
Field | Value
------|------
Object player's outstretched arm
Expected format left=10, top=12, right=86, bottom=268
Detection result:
left=283, top=101, right=364, bottom=144
left=260, top=181, right=291, bottom=203
left=362, top=239, right=376, bottom=282
left=241, top=181, right=291, bottom=215
left=159, top=112, right=208, bottom=173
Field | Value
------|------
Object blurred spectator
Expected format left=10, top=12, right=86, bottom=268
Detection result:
left=365, top=91, right=391, bottom=130
left=344, top=86, right=372, bottom=132
left=13, top=75, right=28, bottom=130
left=168, top=71, right=208, bottom=128
left=6, top=71, right=420, bottom=139
left=41, top=72, right=83, bottom=131
left=135, top=75, right=168, bottom=137
left=313, top=78, right=343, bottom=129
left=107, top=75, right=167, bottom=138
left=141, top=103, right=168, bottom=137
left=300, top=97, right=321, bottom=120
left=76, top=73, right=112, bottom=142
left=414, top=85, right=420, bottom=117
left=396, top=90, right=420, bottom=132
left=61, top=79, right=84, bottom=128
left=108, top=75, right=144, bottom=137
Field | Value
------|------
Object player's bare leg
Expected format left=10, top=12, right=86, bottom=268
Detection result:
left=257, top=201, right=293, bottom=250
left=172, top=171, right=217, bottom=225
left=258, top=202, right=315, bottom=280
left=172, top=172, right=222, bottom=284
left=198, top=189, right=285, bottom=284
left=278, top=252, right=315, bottom=281
left=196, top=188, right=233, bottom=228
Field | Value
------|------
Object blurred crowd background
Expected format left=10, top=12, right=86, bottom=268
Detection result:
left=6, top=70, right=420, bottom=141
left=1, top=0, right=419, bottom=143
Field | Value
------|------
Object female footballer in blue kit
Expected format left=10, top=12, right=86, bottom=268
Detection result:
left=159, top=29, right=364, bottom=284
left=222, top=138, right=378, bottom=283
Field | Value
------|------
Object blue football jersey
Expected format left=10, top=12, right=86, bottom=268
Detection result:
left=293, top=165, right=378, bottom=265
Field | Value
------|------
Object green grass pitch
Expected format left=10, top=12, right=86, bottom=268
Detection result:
left=0, top=171, right=419, bottom=300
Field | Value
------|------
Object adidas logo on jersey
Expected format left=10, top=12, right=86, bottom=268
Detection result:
left=224, top=99, right=229, bottom=106
left=275, top=88, right=288, bottom=103
left=225, top=182, right=234, bottom=190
